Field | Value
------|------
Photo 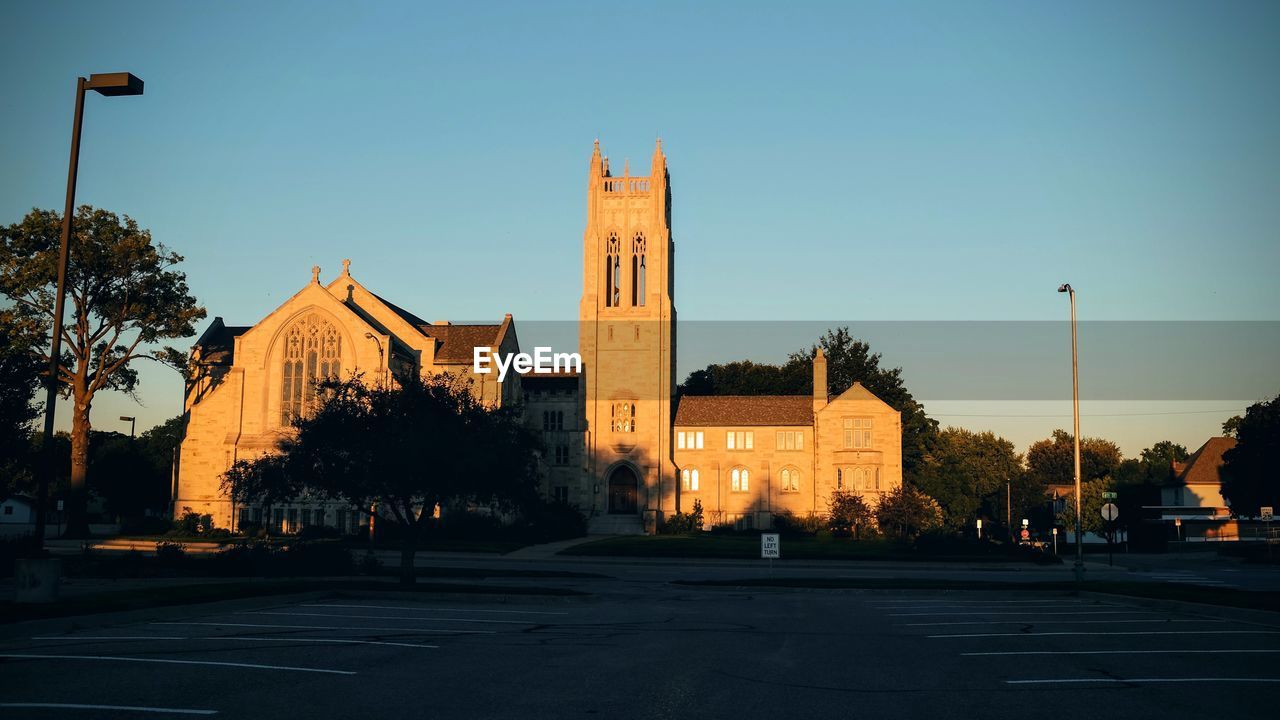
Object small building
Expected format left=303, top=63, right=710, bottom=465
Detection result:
left=1144, top=436, right=1236, bottom=541
left=0, top=496, right=37, bottom=536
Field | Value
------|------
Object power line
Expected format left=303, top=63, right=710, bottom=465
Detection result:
left=931, top=408, right=1243, bottom=419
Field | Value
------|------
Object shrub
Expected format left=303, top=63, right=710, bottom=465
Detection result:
left=772, top=511, right=820, bottom=537
left=118, top=515, right=174, bottom=536
left=661, top=499, right=705, bottom=535
left=210, top=540, right=277, bottom=576
left=828, top=491, right=874, bottom=539
left=174, top=508, right=214, bottom=535
left=524, top=502, right=588, bottom=542
left=875, top=485, right=944, bottom=541
left=154, top=541, right=187, bottom=566
left=359, top=550, right=383, bottom=575
left=283, top=541, right=354, bottom=576
left=0, top=534, right=43, bottom=578
left=297, top=524, right=341, bottom=541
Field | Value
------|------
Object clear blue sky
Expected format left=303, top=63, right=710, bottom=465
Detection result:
left=2, top=1, right=1277, bottom=455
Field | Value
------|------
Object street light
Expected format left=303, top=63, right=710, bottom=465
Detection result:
left=34, top=72, right=144, bottom=548
left=1058, top=282, right=1083, bottom=584
left=119, top=415, right=136, bottom=439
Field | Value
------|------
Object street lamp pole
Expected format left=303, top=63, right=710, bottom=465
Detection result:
left=1059, top=283, right=1083, bottom=584
left=120, top=415, right=136, bottom=439
left=33, top=72, right=144, bottom=549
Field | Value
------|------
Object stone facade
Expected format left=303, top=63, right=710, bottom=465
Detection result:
left=175, top=141, right=901, bottom=533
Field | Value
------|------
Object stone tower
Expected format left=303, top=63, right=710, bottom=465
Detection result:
left=579, top=139, right=677, bottom=532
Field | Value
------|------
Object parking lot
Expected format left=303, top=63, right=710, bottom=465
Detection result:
left=1, top=587, right=1277, bottom=719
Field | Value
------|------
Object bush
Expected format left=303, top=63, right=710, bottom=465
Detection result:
left=523, top=502, right=588, bottom=542
left=210, top=540, right=277, bottom=576
left=0, top=534, right=43, bottom=578
left=359, top=550, right=382, bottom=575
left=174, top=508, right=214, bottom=535
left=772, top=511, right=821, bottom=537
left=283, top=541, right=354, bottom=576
left=118, top=515, right=174, bottom=536
left=154, top=541, right=187, bottom=566
left=828, top=490, right=875, bottom=539
left=875, top=485, right=944, bottom=541
left=661, top=499, right=705, bottom=535
left=297, top=524, right=341, bottom=541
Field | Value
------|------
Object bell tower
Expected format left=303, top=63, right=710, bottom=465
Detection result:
left=579, top=139, right=677, bottom=532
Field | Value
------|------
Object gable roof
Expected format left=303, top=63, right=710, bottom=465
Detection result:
left=192, top=317, right=251, bottom=366
left=675, top=395, right=813, bottom=427
left=419, top=323, right=504, bottom=363
left=1173, top=436, right=1237, bottom=487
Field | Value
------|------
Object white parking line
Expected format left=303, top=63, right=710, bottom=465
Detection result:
left=870, top=600, right=1093, bottom=606
left=301, top=603, right=568, bottom=615
left=903, top=619, right=1225, bottom=626
left=877, top=605, right=1123, bottom=612
left=0, top=653, right=355, bottom=675
left=966, top=649, right=1280, bottom=656
left=891, top=610, right=1154, bottom=617
left=154, top=621, right=494, bottom=634
left=1007, top=677, right=1280, bottom=685
left=32, top=636, right=437, bottom=649
left=930, top=630, right=1280, bottom=638
left=0, top=703, right=216, bottom=715
left=245, top=611, right=526, bottom=624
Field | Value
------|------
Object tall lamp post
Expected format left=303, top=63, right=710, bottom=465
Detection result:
left=119, top=415, right=136, bottom=439
left=1058, top=283, right=1083, bottom=584
left=33, top=72, right=144, bottom=548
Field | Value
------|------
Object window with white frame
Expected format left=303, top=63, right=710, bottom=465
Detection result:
left=843, top=418, right=873, bottom=449
left=726, top=430, right=754, bottom=450
left=681, top=467, right=700, bottom=492
left=676, top=431, right=704, bottom=450
left=775, top=430, right=804, bottom=451
left=731, top=467, right=750, bottom=492
left=780, top=467, right=800, bottom=492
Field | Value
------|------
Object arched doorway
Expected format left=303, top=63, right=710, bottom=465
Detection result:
left=607, top=465, right=639, bottom=515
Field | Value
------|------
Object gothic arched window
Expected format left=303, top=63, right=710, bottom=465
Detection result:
left=681, top=468, right=699, bottom=492
left=605, top=233, right=621, bottom=308
left=610, top=401, right=635, bottom=433
left=631, top=233, right=646, bottom=307
left=731, top=467, right=750, bottom=492
left=780, top=467, right=800, bottom=493
left=280, top=313, right=342, bottom=424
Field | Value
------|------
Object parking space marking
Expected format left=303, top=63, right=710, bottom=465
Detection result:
left=244, top=610, right=527, bottom=624
left=891, top=610, right=1155, bottom=617
left=301, top=603, right=568, bottom=615
left=31, top=636, right=437, bottom=649
left=929, top=630, right=1280, bottom=638
left=965, top=649, right=1280, bottom=656
left=903, top=619, right=1225, bottom=626
left=1006, top=677, right=1280, bottom=685
left=0, top=703, right=217, bottom=715
left=0, top=653, right=356, bottom=675
left=869, top=599, right=1098, bottom=605
left=153, top=621, right=495, bottom=634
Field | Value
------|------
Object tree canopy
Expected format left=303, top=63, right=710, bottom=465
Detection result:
left=223, top=373, right=542, bottom=583
left=1025, top=429, right=1123, bottom=489
left=678, top=327, right=938, bottom=477
left=1220, top=393, right=1280, bottom=517
left=912, top=427, right=1022, bottom=532
left=0, top=207, right=204, bottom=534
left=0, top=312, right=41, bottom=500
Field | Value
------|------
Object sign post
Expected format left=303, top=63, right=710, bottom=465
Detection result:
left=1100, top=503, right=1119, bottom=567
left=1262, top=507, right=1274, bottom=561
left=976, top=518, right=982, bottom=540
left=761, top=532, right=780, bottom=574
left=1052, top=527, right=1058, bottom=555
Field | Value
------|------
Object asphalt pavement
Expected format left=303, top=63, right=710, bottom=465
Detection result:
left=2, top=580, right=1279, bottom=719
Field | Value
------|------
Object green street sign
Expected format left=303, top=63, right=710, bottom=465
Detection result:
left=1102, top=491, right=1117, bottom=500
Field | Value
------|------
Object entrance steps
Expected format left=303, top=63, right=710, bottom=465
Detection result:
left=588, top=514, right=646, bottom=536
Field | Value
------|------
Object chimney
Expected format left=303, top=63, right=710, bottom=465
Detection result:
left=813, top=348, right=828, bottom=413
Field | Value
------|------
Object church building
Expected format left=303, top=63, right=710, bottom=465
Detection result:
left=174, top=141, right=902, bottom=534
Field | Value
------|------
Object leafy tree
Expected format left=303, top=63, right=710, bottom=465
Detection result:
left=1222, top=415, right=1243, bottom=438
left=1139, top=440, right=1188, bottom=485
left=223, top=374, right=541, bottom=584
left=0, top=312, right=42, bottom=500
left=677, top=327, right=939, bottom=478
left=913, top=427, right=1022, bottom=531
left=1025, top=429, right=1122, bottom=490
left=1056, top=477, right=1110, bottom=537
left=0, top=207, right=204, bottom=535
left=88, top=417, right=184, bottom=521
left=1220, top=393, right=1280, bottom=517
left=827, top=490, right=873, bottom=538
left=874, top=484, right=943, bottom=540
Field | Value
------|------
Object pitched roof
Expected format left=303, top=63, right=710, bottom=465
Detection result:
left=192, top=317, right=251, bottom=366
left=1173, top=436, right=1237, bottom=486
left=371, top=293, right=429, bottom=327
left=420, top=323, right=503, bottom=363
left=675, top=395, right=813, bottom=427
